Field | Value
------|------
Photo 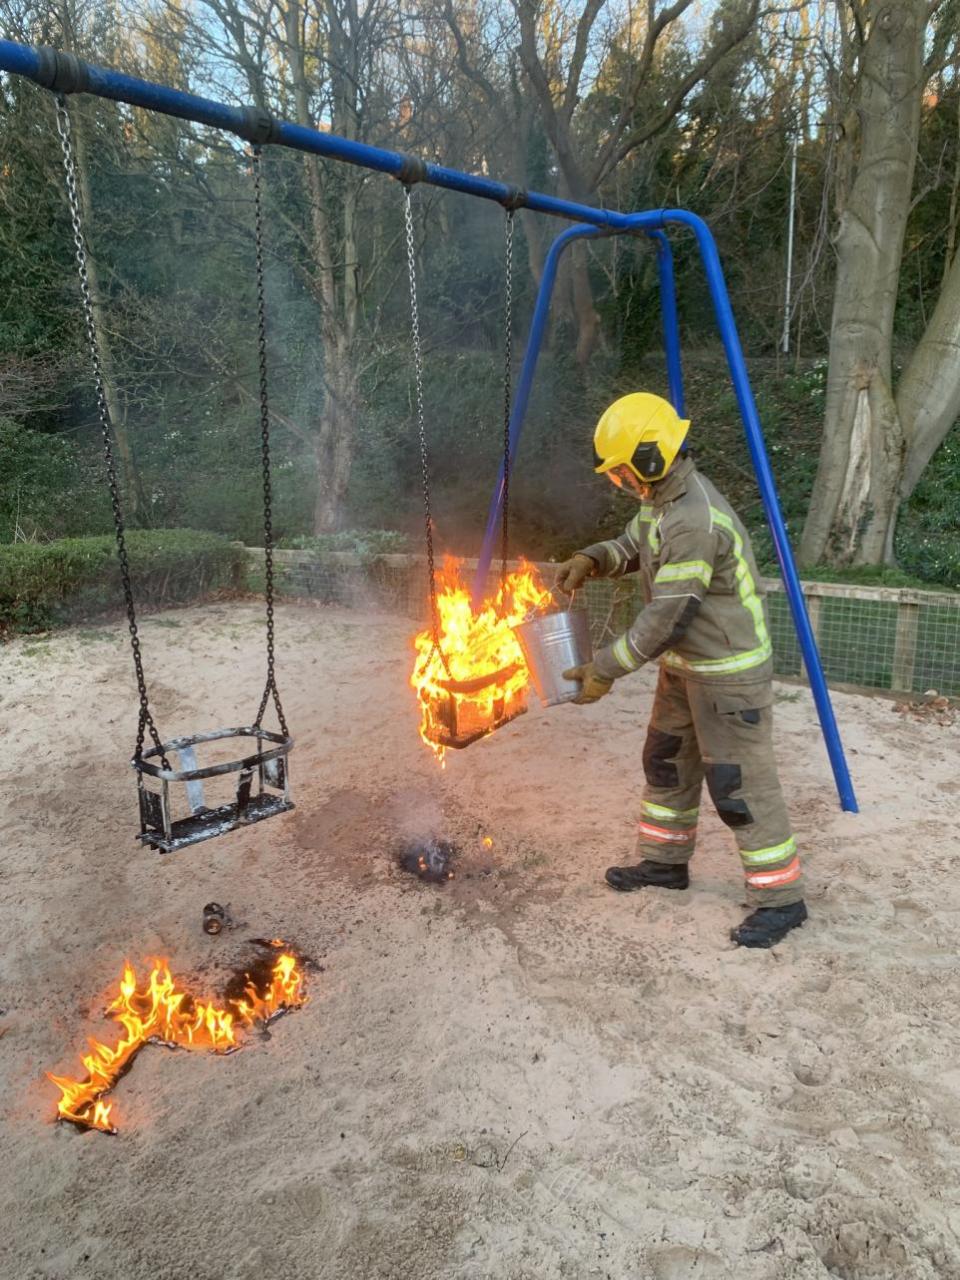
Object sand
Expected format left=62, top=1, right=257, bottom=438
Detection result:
left=1, top=599, right=959, bottom=1280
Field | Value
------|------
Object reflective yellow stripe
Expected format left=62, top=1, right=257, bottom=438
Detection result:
left=648, top=517, right=662, bottom=554
left=662, top=639, right=772, bottom=675
left=642, top=800, right=700, bottom=822
left=628, top=505, right=655, bottom=542
left=655, top=560, right=713, bottom=588
left=661, top=507, right=770, bottom=673
left=612, top=634, right=639, bottom=672
left=711, top=507, right=769, bottom=649
left=601, top=539, right=629, bottom=569
left=740, top=837, right=797, bottom=867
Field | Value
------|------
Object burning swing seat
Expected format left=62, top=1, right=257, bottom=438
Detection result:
left=414, top=657, right=537, bottom=759
left=426, top=663, right=526, bottom=751
left=406, top=551, right=559, bottom=760
left=400, top=189, right=569, bottom=755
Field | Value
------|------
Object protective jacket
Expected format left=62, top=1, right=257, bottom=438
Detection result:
left=579, top=457, right=772, bottom=684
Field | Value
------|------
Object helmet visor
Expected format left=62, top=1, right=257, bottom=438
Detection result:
left=594, top=439, right=668, bottom=481
left=605, top=464, right=647, bottom=496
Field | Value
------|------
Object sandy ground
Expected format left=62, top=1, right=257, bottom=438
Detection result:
left=2, top=600, right=960, bottom=1280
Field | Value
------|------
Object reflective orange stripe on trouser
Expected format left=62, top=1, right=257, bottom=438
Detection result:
left=638, top=820, right=698, bottom=846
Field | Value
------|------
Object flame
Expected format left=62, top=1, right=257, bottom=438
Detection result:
left=411, top=557, right=553, bottom=763
left=47, top=951, right=306, bottom=1133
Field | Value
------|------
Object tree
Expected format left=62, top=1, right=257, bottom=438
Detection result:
left=0, top=0, right=150, bottom=519
left=800, top=0, right=960, bottom=567
left=512, top=0, right=762, bottom=362
left=427, top=0, right=553, bottom=289
left=142, top=0, right=422, bottom=532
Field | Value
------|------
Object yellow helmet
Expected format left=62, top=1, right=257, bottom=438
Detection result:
left=593, top=393, right=690, bottom=483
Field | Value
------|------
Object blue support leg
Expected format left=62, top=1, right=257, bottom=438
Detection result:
left=472, top=224, right=602, bottom=604
left=651, top=232, right=685, bottom=416
left=661, top=211, right=859, bottom=813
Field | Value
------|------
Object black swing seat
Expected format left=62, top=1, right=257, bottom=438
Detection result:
left=135, top=726, right=293, bottom=854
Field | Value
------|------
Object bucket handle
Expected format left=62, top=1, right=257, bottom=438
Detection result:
left=549, top=583, right=578, bottom=609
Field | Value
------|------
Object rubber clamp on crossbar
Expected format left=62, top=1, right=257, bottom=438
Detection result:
left=237, top=107, right=279, bottom=146
left=397, top=153, right=428, bottom=186
left=500, top=186, right=528, bottom=212
left=35, top=47, right=91, bottom=95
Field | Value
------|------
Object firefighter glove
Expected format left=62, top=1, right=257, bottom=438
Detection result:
left=554, top=553, right=596, bottom=596
left=563, top=662, right=614, bottom=705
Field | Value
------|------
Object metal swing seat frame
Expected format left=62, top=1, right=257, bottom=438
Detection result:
left=136, top=727, right=293, bottom=854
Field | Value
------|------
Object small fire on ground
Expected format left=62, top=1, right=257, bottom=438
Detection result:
left=398, top=837, right=457, bottom=883
left=47, top=944, right=307, bottom=1133
left=411, top=557, right=553, bottom=763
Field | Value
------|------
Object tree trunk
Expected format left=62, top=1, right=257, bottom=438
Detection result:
left=521, top=209, right=546, bottom=287
left=284, top=0, right=361, bottom=534
left=570, top=242, right=601, bottom=366
left=895, top=243, right=960, bottom=502
left=799, top=1, right=926, bottom=567
left=556, top=172, right=601, bottom=365
left=312, top=426, right=354, bottom=531
left=312, top=343, right=359, bottom=533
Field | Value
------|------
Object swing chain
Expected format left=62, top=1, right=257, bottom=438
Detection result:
left=403, top=186, right=450, bottom=673
left=500, top=210, right=514, bottom=587
left=54, top=96, right=170, bottom=769
left=250, top=147, right=289, bottom=737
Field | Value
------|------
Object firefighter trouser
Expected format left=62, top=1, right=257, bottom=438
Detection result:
left=637, top=667, right=804, bottom=908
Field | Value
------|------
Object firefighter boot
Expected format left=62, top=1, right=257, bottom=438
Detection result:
left=605, top=860, right=689, bottom=892
left=731, top=900, right=808, bottom=948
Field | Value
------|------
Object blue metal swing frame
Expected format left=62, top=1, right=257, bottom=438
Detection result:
left=0, top=37, right=858, bottom=812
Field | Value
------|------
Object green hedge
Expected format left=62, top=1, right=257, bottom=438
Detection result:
left=0, top=530, right=246, bottom=633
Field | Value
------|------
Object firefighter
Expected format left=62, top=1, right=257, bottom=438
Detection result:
left=555, top=392, right=807, bottom=949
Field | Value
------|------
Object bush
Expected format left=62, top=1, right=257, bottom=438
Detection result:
left=0, top=530, right=246, bottom=633
left=0, top=420, right=111, bottom=542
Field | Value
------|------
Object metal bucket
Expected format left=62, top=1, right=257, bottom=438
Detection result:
left=514, top=607, right=593, bottom=707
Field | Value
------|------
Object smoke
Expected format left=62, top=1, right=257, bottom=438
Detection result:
left=389, top=786, right=444, bottom=846
left=390, top=787, right=457, bottom=883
